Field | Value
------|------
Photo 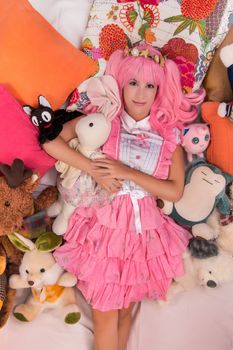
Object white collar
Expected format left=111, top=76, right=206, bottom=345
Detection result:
left=121, top=111, right=151, bottom=133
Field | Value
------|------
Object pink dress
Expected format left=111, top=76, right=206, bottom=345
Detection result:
left=54, top=112, right=190, bottom=311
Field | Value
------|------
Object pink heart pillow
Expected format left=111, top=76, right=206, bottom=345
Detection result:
left=0, top=85, right=55, bottom=176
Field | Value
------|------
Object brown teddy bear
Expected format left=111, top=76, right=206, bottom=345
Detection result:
left=0, top=159, right=58, bottom=328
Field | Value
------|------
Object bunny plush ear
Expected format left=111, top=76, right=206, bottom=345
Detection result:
left=35, top=232, right=62, bottom=252
left=23, top=105, right=33, bottom=116
left=80, top=75, right=121, bottom=122
left=8, top=233, right=35, bottom=252
left=38, top=95, right=52, bottom=109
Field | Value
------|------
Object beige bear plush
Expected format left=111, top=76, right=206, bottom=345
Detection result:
left=9, top=232, right=80, bottom=324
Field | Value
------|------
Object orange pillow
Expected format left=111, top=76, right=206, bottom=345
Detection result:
left=0, top=0, right=97, bottom=109
left=202, top=102, right=233, bottom=176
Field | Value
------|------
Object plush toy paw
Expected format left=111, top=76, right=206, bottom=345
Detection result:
left=63, top=304, right=81, bottom=324
left=9, top=274, right=28, bottom=289
left=65, top=311, right=81, bottom=324
left=52, top=214, right=69, bottom=236
left=165, top=282, right=185, bottom=301
left=46, top=200, right=62, bottom=217
left=13, top=312, right=29, bottom=322
left=192, top=223, right=217, bottom=240
left=159, top=200, right=173, bottom=215
left=220, top=44, right=233, bottom=68
left=58, top=272, right=77, bottom=287
left=13, top=304, right=39, bottom=322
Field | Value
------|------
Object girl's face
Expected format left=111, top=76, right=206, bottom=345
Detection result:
left=123, top=78, right=157, bottom=121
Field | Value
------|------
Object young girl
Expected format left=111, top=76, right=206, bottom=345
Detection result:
left=43, top=42, right=205, bottom=350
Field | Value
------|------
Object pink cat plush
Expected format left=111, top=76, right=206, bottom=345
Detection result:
left=182, top=123, right=210, bottom=163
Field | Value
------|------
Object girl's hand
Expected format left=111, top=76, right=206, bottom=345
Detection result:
left=90, top=167, right=122, bottom=193
left=91, top=158, right=133, bottom=181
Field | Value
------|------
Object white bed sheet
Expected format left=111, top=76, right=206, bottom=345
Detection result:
left=1, top=282, right=233, bottom=350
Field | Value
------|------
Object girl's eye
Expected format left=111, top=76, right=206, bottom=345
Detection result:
left=40, top=268, right=45, bottom=273
left=192, top=137, right=199, bottom=144
left=146, top=83, right=155, bottom=89
left=25, top=270, right=29, bottom=274
left=41, top=111, right=52, bottom=122
left=129, top=80, right=137, bottom=86
left=31, top=116, right=39, bottom=126
left=205, top=134, right=210, bottom=141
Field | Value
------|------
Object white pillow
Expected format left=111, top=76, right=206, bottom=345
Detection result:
left=29, top=0, right=94, bottom=48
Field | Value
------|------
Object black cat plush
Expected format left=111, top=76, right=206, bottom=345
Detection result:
left=23, top=96, right=82, bottom=144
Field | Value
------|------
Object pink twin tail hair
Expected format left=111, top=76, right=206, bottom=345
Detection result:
left=105, top=43, right=206, bottom=134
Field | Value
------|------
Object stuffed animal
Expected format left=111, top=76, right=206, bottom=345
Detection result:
left=0, top=159, right=58, bottom=235
left=217, top=44, right=233, bottom=121
left=219, top=43, right=233, bottom=93
left=206, top=181, right=233, bottom=254
left=9, top=232, right=80, bottom=324
left=217, top=102, right=233, bottom=121
left=23, top=95, right=82, bottom=144
left=0, top=159, right=58, bottom=327
left=47, top=75, right=121, bottom=236
left=160, top=160, right=233, bottom=240
left=47, top=112, right=115, bottom=235
left=0, top=236, right=22, bottom=328
left=182, top=123, right=210, bottom=162
left=166, top=244, right=233, bottom=301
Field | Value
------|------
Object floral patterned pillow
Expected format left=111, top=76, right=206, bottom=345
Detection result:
left=82, top=0, right=233, bottom=92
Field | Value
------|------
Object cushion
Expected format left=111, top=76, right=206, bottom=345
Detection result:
left=0, top=0, right=97, bottom=109
left=203, top=26, right=233, bottom=102
left=201, top=101, right=233, bottom=176
left=81, top=0, right=233, bottom=92
left=28, top=0, right=94, bottom=48
left=0, top=85, right=55, bottom=177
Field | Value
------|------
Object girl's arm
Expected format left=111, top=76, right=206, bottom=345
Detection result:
left=42, top=117, right=121, bottom=193
left=43, top=117, right=92, bottom=172
left=92, top=145, right=185, bottom=202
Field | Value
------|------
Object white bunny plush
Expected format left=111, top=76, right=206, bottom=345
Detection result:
left=47, top=112, right=114, bottom=235
left=9, top=232, right=80, bottom=324
left=47, top=75, right=121, bottom=236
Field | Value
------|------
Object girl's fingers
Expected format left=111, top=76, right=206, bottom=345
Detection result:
left=93, top=159, right=114, bottom=167
left=92, top=170, right=112, bottom=176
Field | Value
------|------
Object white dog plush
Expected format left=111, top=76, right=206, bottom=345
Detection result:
left=9, top=232, right=80, bottom=324
left=166, top=248, right=233, bottom=301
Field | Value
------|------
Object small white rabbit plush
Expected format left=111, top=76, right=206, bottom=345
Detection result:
left=47, top=75, right=121, bottom=236
left=47, top=112, right=114, bottom=235
left=9, top=232, right=80, bottom=324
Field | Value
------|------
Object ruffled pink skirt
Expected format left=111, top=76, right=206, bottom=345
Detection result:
left=54, top=195, right=190, bottom=311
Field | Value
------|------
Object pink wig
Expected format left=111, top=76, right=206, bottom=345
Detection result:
left=106, top=43, right=205, bottom=133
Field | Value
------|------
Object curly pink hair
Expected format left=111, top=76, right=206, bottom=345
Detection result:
left=106, top=42, right=205, bottom=133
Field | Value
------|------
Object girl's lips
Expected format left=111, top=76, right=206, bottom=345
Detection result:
left=133, top=101, right=146, bottom=106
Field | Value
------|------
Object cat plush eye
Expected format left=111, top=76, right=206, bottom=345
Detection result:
left=192, top=137, right=199, bottom=144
